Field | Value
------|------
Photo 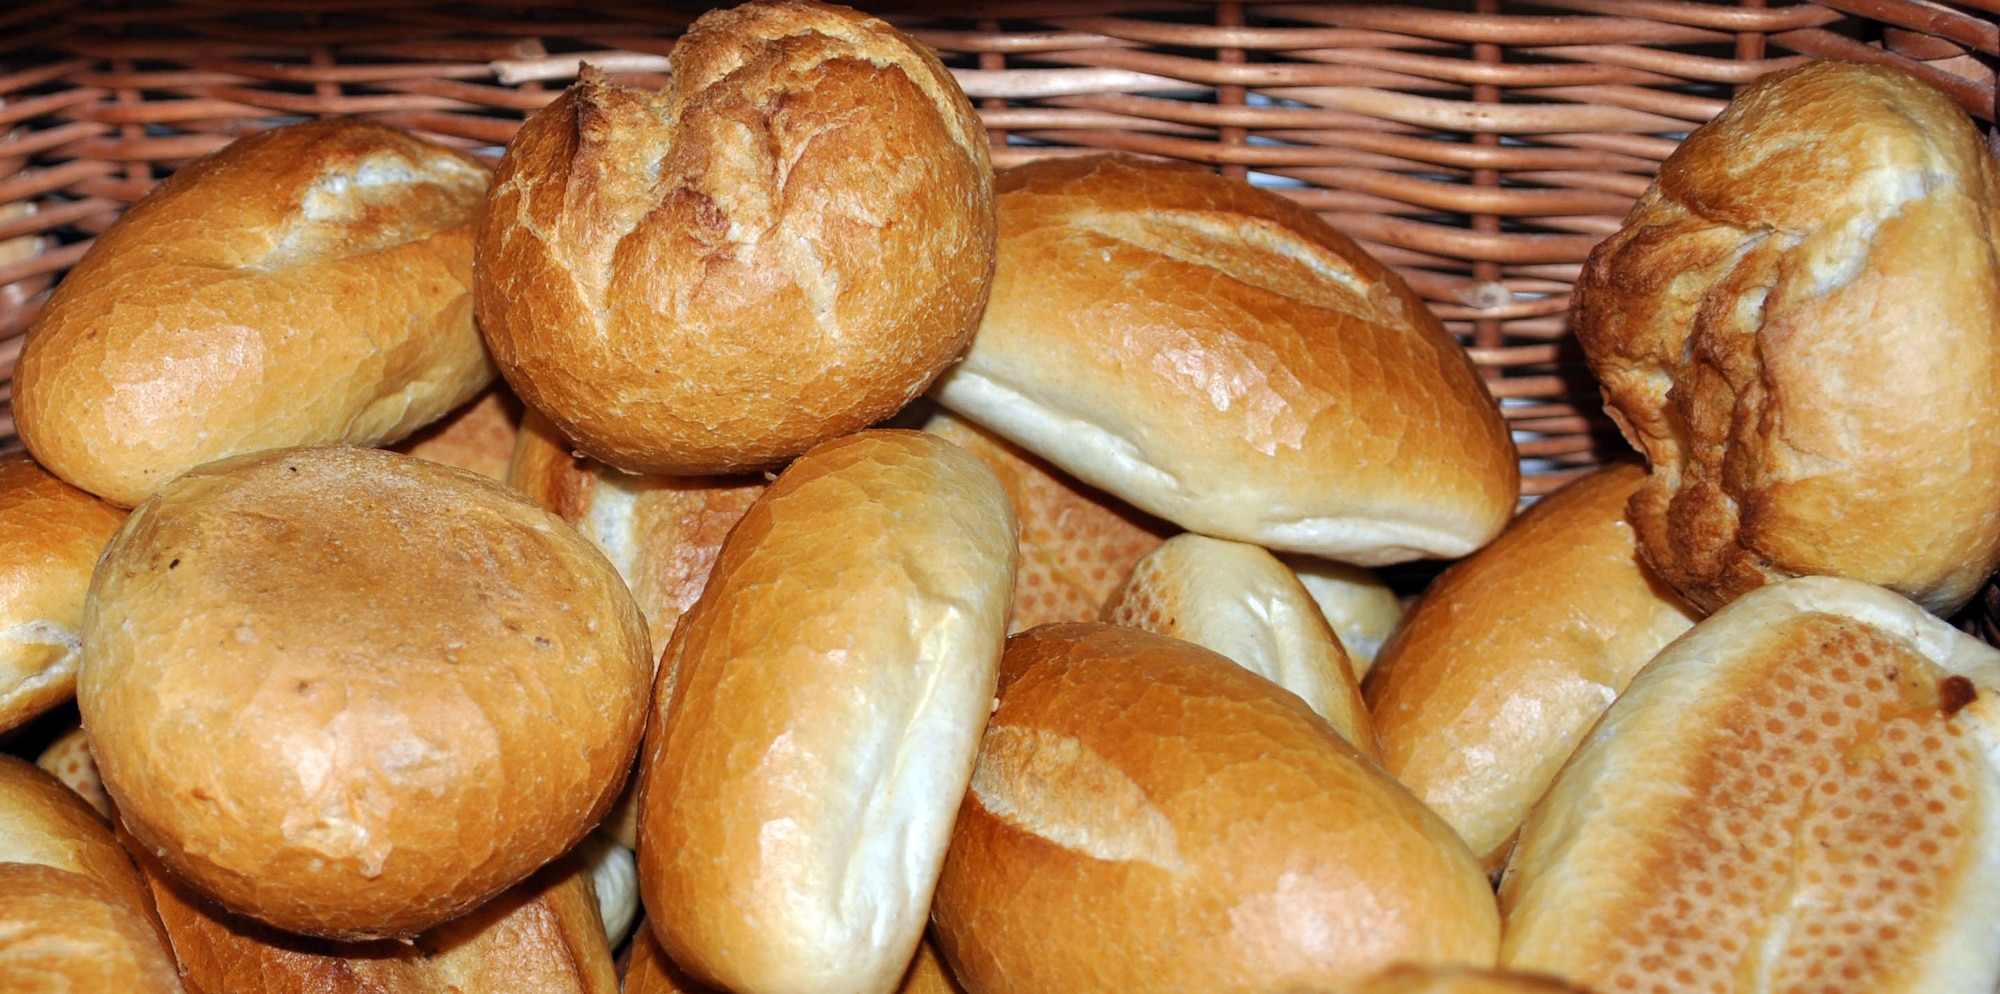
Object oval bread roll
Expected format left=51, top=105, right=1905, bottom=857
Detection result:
left=638, top=430, right=1017, bottom=994
left=1367, top=463, right=1696, bottom=870
left=477, top=0, right=995, bottom=476
left=81, top=445, right=652, bottom=940
left=1499, top=577, right=2000, bottom=993
left=1103, top=533, right=1377, bottom=758
left=0, top=453, right=126, bottom=734
left=932, top=623, right=1499, bottom=994
left=1284, top=557, right=1403, bottom=677
left=626, top=928, right=966, bottom=994
left=16, top=118, right=494, bottom=508
left=931, top=154, right=1518, bottom=565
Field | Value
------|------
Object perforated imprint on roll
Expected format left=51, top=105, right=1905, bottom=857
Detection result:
left=1595, top=613, right=1981, bottom=994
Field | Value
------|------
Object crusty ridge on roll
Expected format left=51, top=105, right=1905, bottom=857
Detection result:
left=1500, top=576, right=2000, bottom=993
left=638, top=430, right=1017, bottom=994
left=1573, top=60, right=2000, bottom=615
left=931, top=154, right=1518, bottom=566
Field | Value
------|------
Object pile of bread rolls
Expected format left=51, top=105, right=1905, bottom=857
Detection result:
left=1, top=0, right=1996, bottom=989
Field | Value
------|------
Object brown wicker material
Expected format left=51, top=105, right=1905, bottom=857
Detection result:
left=1, top=0, right=1993, bottom=496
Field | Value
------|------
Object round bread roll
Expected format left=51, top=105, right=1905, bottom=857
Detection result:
left=924, top=409, right=1171, bottom=632
left=477, top=0, right=996, bottom=476
left=1284, top=557, right=1403, bottom=677
left=393, top=385, right=524, bottom=481
left=932, top=623, right=1499, bottom=994
left=930, top=154, right=1518, bottom=566
left=0, top=453, right=126, bottom=734
left=1573, top=60, right=2000, bottom=615
left=80, top=445, right=652, bottom=940
left=1366, top=463, right=1697, bottom=870
left=508, top=408, right=765, bottom=656
left=638, top=430, right=1017, bottom=994
left=1499, top=576, right=2000, bottom=993
left=131, top=839, right=618, bottom=994
left=0, top=755, right=183, bottom=993
left=15, top=117, right=494, bottom=508
left=1102, top=533, right=1377, bottom=758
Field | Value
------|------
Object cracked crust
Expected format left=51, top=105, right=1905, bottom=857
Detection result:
left=1573, top=60, right=2000, bottom=615
left=476, top=0, right=995, bottom=476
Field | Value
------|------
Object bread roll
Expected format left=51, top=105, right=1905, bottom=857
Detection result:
left=477, top=0, right=995, bottom=476
left=1103, top=533, right=1377, bottom=758
left=638, top=430, right=1017, bottom=994
left=1284, top=557, right=1403, bottom=676
left=1573, top=60, right=2000, bottom=615
left=1366, top=463, right=1696, bottom=870
left=0, top=755, right=182, bottom=993
left=626, top=928, right=965, bottom=994
left=1499, top=576, right=2000, bottom=993
left=508, top=408, right=764, bottom=655
left=34, top=723, right=110, bottom=819
left=1348, top=964, right=1590, bottom=994
left=924, top=409, right=1170, bottom=632
left=932, top=623, right=1499, bottom=994
left=81, top=445, right=651, bottom=940
left=0, top=453, right=125, bottom=734
left=15, top=118, right=493, bottom=508
left=393, top=385, right=523, bottom=481
left=930, top=154, right=1518, bottom=565
left=132, top=842, right=618, bottom=994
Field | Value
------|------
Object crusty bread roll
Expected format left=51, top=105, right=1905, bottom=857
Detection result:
left=80, top=445, right=651, bottom=940
left=477, top=0, right=995, bottom=476
left=626, top=927, right=965, bottom=994
left=1573, top=60, right=2000, bottom=616
left=131, top=841, right=618, bottom=994
left=1499, top=576, right=2000, bottom=993
left=34, top=723, right=110, bottom=819
left=1103, top=533, right=1377, bottom=758
left=15, top=118, right=494, bottom=508
left=932, top=623, right=1499, bottom=994
left=638, top=430, right=1016, bottom=994
left=1348, top=964, right=1590, bottom=994
left=1284, top=557, right=1403, bottom=677
left=393, top=385, right=523, bottom=482
left=508, top=408, right=764, bottom=655
left=930, top=154, right=1518, bottom=565
left=0, top=453, right=125, bottom=734
left=923, top=409, right=1170, bottom=632
left=0, top=755, right=183, bottom=993
left=1366, top=463, right=1696, bottom=870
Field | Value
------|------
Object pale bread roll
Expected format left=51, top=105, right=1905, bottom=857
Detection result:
left=638, top=430, right=1017, bottom=994
left=625, top=928, right=965, bottom=994
left=476, top=0, right=995, bottom=476
left=923, top=409, right=1170, bottom=632
left=1103, top=533, right=1377, bottom=758
left=932, top=623, right=1499, bottom=994
left=0, top=453, right=125, bottom=734
left=1573, top=60, right=2000, bottom=615
left=1285, top=557, right=1403, bottom=676
left=34, top=723, right=109, bottom=819
left=81, top=445, right=651, bottom=940
left=0, top=755, right=183, bottom=993
left=930, top=154, right=1518, bottom=565
left=394, top=385, right=523, bottom=481
left=1499, top=576, right=2000, bottom=992
left=15, top=118, right=494, bottom=507
left=1366, top=463, right=1696, bottom=870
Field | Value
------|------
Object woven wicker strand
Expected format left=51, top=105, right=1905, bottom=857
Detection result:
left=1, top=0, right=1994, bottom=494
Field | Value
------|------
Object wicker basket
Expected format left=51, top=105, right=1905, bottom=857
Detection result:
left=0, top=0, right=1994, bottom=498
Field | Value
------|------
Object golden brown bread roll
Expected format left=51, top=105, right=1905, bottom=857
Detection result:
left=638, top=430, right=1017, bottom=994
left=1346, top=964, right=1591, bottom=994
left=16, top=118, right=494, bottom=508
left=81, top=445, right=651, bottom=941
left=932, top=623, right=1499, bottom=994
left=1366, top=463, right=1696, bottom=870
left=1103, top=533, right=1377, bottom=758
left=476, top=0, right=995, bottom=476
left=1573, top=60, right=2000, bottom=616
left=930, top=154, right=1518, bottom=566
left=392, top=385, right=523, bottom=482
left=625, top=927, right=966, bottom=994
left=0, top=755, right=183, bottom=993
left=1499, top=576, right=2000, bottom=992
left=923, top=409, right=1171, bottom=632
left=131, top=842, right=618, bottom=994
left=0, top=453, right=126, bottom=734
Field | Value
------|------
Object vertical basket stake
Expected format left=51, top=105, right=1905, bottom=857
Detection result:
left=1218, top=2, right=1247, bottom=182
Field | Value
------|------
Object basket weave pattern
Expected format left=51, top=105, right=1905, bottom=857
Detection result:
left=1, top=0, right=1994, bottom=495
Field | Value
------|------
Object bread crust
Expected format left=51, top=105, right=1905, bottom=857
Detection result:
left=0, top=453, right=126, bottom=734
left=15, top=118, right=493, bottom=508
left=476, top=0, right=995, bottom=475
left=1573, top=60, right=2000, bottom=614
